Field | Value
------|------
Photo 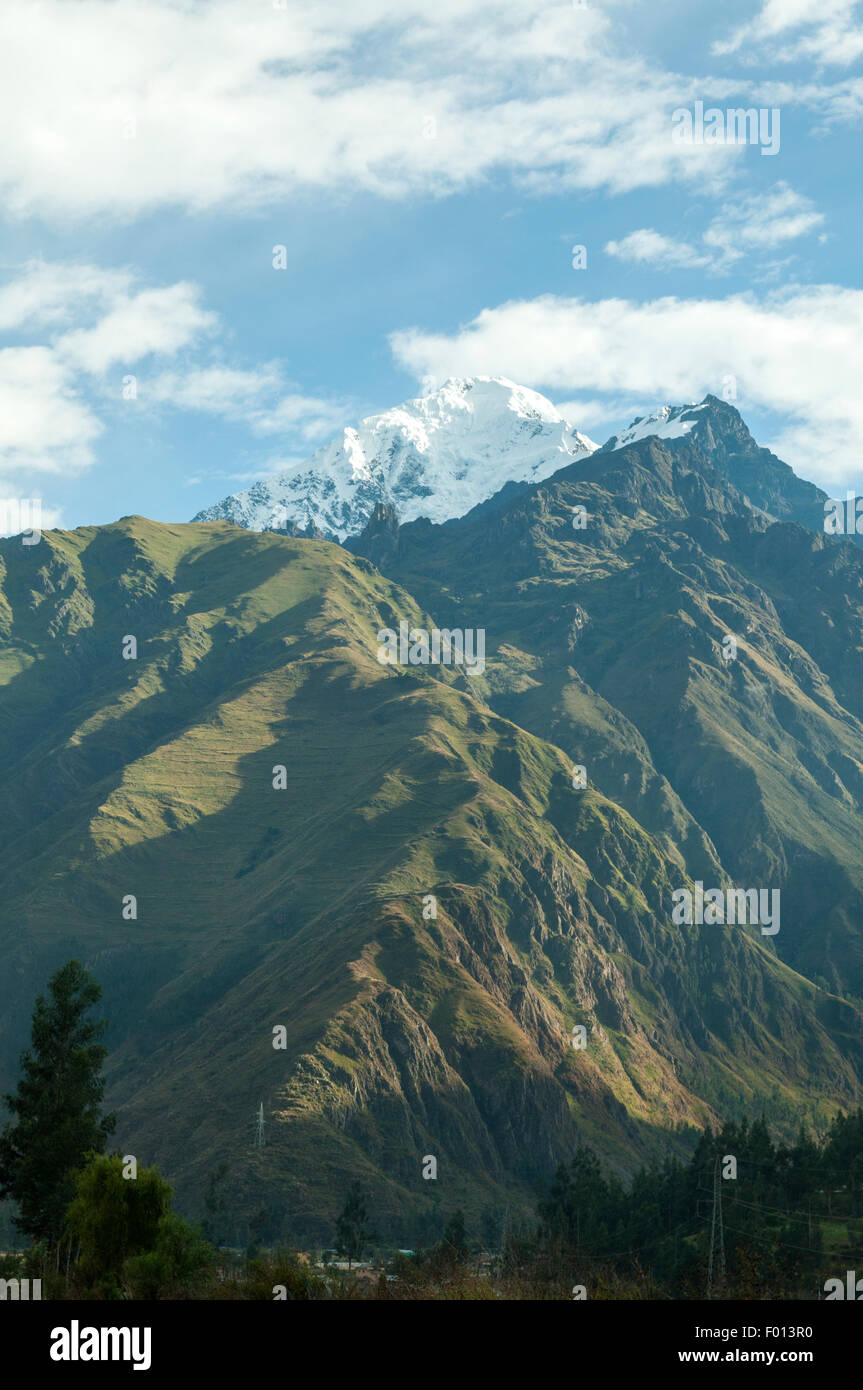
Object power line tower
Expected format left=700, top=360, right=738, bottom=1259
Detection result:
left=707, top=1155, right=726, bottom=1298
left=253, top=1101, right=265, bottom=1149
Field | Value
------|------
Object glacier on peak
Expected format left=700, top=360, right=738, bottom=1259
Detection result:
left=601, top=402, right=708, bottom=452
left=192, top=376, right=598, bottom=542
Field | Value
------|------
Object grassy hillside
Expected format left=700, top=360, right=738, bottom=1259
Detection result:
left=0, top=511, right=861, bottom=1242
left=361, top=427, right=863, bottom=1001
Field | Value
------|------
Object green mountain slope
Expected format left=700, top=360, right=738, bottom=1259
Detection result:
left=0, top=497, right=861, bottom=1241
left=356, top=407, right=863, bottom=1004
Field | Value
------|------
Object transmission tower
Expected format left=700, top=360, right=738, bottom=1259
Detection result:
left=707, top=1154, right=726, bottom=1298
left=254, top=1101, right=265, bottom=1148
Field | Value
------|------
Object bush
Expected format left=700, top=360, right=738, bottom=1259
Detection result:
left=124, top=1212, right=215, bottom=1299
left=65, top=1154, right=171, bottom=1287
left=244, top=1253, right=328, bottom=1301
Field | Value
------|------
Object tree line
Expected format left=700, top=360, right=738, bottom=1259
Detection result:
left=1, top=960, right=861, bottom=1299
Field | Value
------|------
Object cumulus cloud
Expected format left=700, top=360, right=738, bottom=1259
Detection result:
left=0, top=262, right=133, bottom=332
left=0, top=261, right=217, bottom=475
left=0, top=347, right=102, bottom=475
left=390, top=287, right=863, bottom=490
left=58, top=284, right=216, bottom=375
left=0, top=0, right=751, bottom=222
left=0, top=259, right=348, bottom=487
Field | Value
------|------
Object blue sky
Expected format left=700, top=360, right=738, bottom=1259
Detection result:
left=2, top=0, right=863, bottom=531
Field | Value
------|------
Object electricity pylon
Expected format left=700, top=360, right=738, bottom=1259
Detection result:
left=707, top=1154, right=726, bottom=1298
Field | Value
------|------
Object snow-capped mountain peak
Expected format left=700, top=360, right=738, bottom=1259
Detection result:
left=192, top=376, right=598, bottom=541
left=601, top=402, right=708, bottom=452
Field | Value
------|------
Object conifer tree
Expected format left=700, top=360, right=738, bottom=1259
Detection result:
left=0, top=960, right=115, bottom=1249
left=334, top=1180, right=376, bottom=1268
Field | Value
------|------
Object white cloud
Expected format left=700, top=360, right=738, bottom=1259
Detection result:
left=390, top=286, right=863, bottom=491
left=0, top=261, right=218, bottom=476
left=58, top=284, right=216, bottom=374
left=253, top=394, right=348, bottom=441
left=606, top=185, right=825, bottom=272
left=552, top=395, right=640, bottom=431
left=714, top=0, right=863, bottom=65
left=0, top=0, right=751, bottom=222
left=703, top=184, right=824, bottom=265
left=0, top=261, right=133, bottom=332
left=148, top=366, right=283, bottom=416
left=605, top=230, right=711, bottom=269
left=0, top=260, right=348, bottom=483
left=148, top=367, right=347, bottom=441
left=0, top=347, right=102, bottom=475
